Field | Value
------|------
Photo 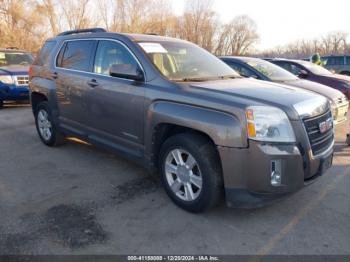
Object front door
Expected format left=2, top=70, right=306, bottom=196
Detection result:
left=86, top=40, right=145, bottom=156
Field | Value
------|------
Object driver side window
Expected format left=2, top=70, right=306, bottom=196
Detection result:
left=94, top=40, right=138, bottom=76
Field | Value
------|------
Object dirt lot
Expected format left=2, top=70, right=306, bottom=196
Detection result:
left=0, top=104, right=349, bottom=255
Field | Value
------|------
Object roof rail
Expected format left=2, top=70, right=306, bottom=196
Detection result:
left=57, top=28, right=107, bottom=36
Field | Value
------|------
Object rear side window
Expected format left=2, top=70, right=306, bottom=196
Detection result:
left=57, top=40, right=95, bottom=72
left=346, top=56, right=350, bottom=65
left=33, top=41, right=56, bottom=66
left=326, top=56, right=344, bottom=65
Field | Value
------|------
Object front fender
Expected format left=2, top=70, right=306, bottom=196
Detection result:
left=145, top=101, right=247, bottom=149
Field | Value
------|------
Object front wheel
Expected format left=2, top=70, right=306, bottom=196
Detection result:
left=35, top=101, right=65, bottom=146
left=0, top=100, right=3, bottom=109
left=159, top=133, right=223, bottom=213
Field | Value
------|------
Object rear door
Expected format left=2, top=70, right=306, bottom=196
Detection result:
left=54, top=39, right=97, bottom=134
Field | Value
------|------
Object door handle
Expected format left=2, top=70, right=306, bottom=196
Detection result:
left=87, top=79, right=99, bottom=87
left=51, top=72, right=58, bottom=79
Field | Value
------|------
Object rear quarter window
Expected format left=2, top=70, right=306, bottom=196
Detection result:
left=33, top=41, right=56, bottom=66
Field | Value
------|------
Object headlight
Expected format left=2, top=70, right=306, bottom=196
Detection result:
left=246, top=106, right=296, bottom=142
left=0, top=75, right=14, bottom=84
left=330, top=100, right=336, bottom=117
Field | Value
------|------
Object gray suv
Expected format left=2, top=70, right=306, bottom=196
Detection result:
left=29, top=28, right=334, bottom=212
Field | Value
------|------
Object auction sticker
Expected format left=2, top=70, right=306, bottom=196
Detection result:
left=139, top=43, right=168, bottom=54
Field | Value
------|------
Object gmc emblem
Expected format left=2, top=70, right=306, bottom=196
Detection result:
left=319, top=118, right=333, bottom=134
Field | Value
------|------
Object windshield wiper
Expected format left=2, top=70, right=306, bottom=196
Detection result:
left=219, top=75, right=238, bottom=79
left=175, top=75, right=238, bottom=82
left=175, top=77, right=212, bottom=82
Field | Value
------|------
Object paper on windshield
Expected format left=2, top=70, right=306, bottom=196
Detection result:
left=0, top=53, right=5, bottom=59
left=139, top=43, right=168, bottom=54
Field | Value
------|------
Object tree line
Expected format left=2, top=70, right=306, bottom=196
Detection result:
left=0, top=0, right=349, bottom=58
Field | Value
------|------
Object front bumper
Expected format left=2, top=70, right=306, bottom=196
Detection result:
left=218, top=139, right=333, bottom=208
left=0, top=84, right=29, bottom=101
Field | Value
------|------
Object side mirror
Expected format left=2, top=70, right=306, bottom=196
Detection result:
left=109, top=64, right=144, bottom=81
left=298, top=70, right=308, bottom=79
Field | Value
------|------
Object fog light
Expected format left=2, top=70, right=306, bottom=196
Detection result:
left=271, top=160, right=282, bottom=186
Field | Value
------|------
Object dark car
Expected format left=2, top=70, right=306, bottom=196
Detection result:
left=29, top=28, right=334, bottom=212
left=221, top=56, right=349, bottom=124
left=0, top=48, right=34, bottom=108
left=321, top=55, right=350, bottom=76
left=269, top=58, right=350, bottom=100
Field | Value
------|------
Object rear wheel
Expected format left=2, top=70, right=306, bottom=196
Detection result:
left=340, top=71, right=350, bottom=76
left=159, top=133, right=223, bottom=213
left=35, top=101, right=65, bottom=146
left=0, top=100, right=3, bottom=109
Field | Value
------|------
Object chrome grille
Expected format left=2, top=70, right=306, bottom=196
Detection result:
left=303, top=110, right=334, bottom=156
left=15, top=75, right=29, bottom=86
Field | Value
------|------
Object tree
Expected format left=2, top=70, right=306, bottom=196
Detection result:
left=215, top=15, right=259, bottom=56
left=173, top=0, right=219, bottom=52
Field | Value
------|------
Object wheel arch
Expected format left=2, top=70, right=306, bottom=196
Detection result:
left=30, top=92, right=48, bottom=113
left=145, top=101, right=246, bottom=171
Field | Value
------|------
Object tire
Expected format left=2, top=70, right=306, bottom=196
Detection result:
left=35, top=101, right=65, bottom=146
left=159, top=133, right=223, bottom=213
left=340, top=71, right=350, bottom=76
left=0, top=100, right=3, bottom=109
left=346, top=134, right=350, bottom=146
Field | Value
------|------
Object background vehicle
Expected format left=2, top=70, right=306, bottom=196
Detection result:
left=0, top=48, right=33, bottom=108
left=221, top=56, right=349, bottom=124
left=30, top=28, right=334, bottom=212
left=322, top=55, right=350, bottom=76
left=269, top=58, right=350, bottom=100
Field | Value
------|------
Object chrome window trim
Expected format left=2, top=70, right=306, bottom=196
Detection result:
left=53, top=38, right=146, bottom=82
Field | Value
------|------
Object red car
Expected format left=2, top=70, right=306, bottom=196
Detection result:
left=270, top=59, right=350, bottom=100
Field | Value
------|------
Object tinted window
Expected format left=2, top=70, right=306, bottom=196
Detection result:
left=58, top=40, right=95, bottom=72
left=326, top=56, right=344, bottom=65
left=94, top=40, right=138, bottom=75
left=0, top=51, right=33, bottom=67
left=33, top=41, right=56, bottom=66
left=346, top=56, right=350, bottom=65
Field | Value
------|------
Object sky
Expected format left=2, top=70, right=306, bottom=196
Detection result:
left=171, top=0, right=350, bottom=50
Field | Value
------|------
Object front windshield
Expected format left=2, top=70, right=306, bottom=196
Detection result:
left=138, top=41, right=240, bottom=81
left=0, top=51, right=34, bottom=67
left=246, top=59, right=298, bottom=81
left=298, top=60, right=332, bottom=75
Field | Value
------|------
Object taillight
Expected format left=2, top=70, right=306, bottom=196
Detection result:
left=28, top=65, right=33, bottom=79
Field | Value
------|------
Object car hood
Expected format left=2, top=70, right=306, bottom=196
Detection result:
left=0, top=65, right=29, bottom=75
left=280, top=79, right=344, bottom=101
left=319, top=73, right=350, bottom=83
left=187, top=78, right=328, bottom=120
